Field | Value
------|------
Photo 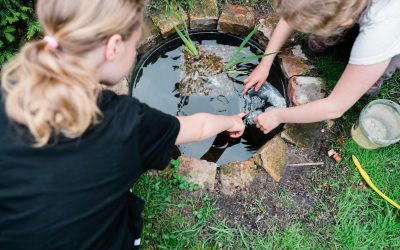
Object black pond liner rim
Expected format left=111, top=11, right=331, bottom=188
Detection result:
left=130, top=30, right=289, bottom=164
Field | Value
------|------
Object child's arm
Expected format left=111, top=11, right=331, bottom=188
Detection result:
left=243, top=18, right=294, bottom=93
left=175, top=112, right=247, bottom=145
left=253, top=60, right=391, bottom=133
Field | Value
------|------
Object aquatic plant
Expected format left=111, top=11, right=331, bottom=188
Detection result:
left=170, top=3, right=199, bottom=57
left=225, top=24, right=277, bottom=71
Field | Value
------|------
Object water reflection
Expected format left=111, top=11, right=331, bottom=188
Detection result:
left=131, top=32, right=287, bottom=164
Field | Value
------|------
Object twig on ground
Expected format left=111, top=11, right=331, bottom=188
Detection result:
left=287, top=162, right=324, bottom=167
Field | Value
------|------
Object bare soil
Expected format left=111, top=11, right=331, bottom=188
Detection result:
left=178, top=128, right=349, bottom=235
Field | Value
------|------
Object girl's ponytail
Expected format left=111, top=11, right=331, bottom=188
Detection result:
left=1, top=0, right=144, bottom=147
left=2, top=39, right=101, bottom=147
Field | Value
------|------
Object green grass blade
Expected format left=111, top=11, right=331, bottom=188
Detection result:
left=174, top=26, right=190, bottom=44
left=171, top=2, right=190, bottom=37
left=171, top=2, right=198, bottom=56
left=183, top=46, right=193, bottom=56
left=174, top=26, right=198, bottom=56
left=226, top=70, right=248, bottom=74
left=174, top=26, right=193, bottom=55
left=176, top=4, right=190, bottom=37
left=239, top=49, right=251, bottom=55
left=187, top=43, right=198, bottom=56
left=228, top=24, right=260, bottom=63
left=237, top=24, right=260, bottom=53
left=225, top=52, right=277, bottom=70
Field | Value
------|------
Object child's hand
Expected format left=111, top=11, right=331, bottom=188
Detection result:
left=242, top=63, right=270, bottom=94
left=226, top=112, right=247, bottom=138
left=253, top=109, right=282, bottom=134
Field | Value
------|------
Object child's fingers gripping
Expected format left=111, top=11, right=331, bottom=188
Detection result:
left=255, top=81, right=265, bottom=91
left=231, top=123, right=246, bottom=137
left=253, top=115, right=258, bottom=123
left=237, top=111, right=249, bottom=119
left=227, top=114, right=246, bottom=137
left=256, top=121, right=269, bottom=134
left=229, top=131, right=242, bottom=138
left=229, top=132, right=237, bottom=138
left=259, top=125, right=268, bottom=133
left=254, top=116, right=269, bottom=133
left=262, top=127, right=270, bottom=134
left=242, top=80, right=258, bottom=94
left=242, top=77, right=253, bottom=92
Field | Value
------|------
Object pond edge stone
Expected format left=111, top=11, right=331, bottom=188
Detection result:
left=217, top=4, right=256, bottom=36
left=150, top=5, right=189, bottom=38
left=218, top=159, right=258, bottom=195
left=190, top=0, right=219, bottom=30
left=253, top=136, right=288, bottom=182
left=177, top=156, right=217, bottom=190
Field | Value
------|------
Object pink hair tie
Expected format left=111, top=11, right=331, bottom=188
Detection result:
left=43, top=36, right=59, bottom=49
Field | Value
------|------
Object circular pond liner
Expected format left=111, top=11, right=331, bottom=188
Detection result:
left=130, top=30, right=288, bottom=165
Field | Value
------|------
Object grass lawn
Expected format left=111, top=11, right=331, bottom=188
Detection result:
left=134, top=7, right=400, bottom=246
left=314, top=50, right=400, bottom=249
left=134, top=54, right=400, bottom=249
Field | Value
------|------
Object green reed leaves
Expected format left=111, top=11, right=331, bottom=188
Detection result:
left=171, top=3, right=198, bottom=57
left=224, top=24, right=277, bottom=71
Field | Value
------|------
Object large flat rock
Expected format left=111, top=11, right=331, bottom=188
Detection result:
left=177, top=156, right=217, bottom=190
left=150, top=7, right=189, bottom=38
left=190, top=0, right=219, bottom=30
left=253, top=136, right=288, bottom=182
left=218, top=4, right=256, bottom=36
left=288, top=76, right=326, bottom=106
left=281, top=123, right=323, bottom=148
left=219, top=160, right=257, bottom=195
left=254, top=16, right=279, bottom=46
left=278, top=45, right=314, bottom=78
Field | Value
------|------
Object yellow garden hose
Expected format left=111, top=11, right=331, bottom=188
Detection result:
left=352, top=155, right=400, bottom=209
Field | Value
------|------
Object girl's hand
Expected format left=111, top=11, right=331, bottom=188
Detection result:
left=254, top=109, right=282, bottom=134
left=176, top=112, right=247, bottom=145
left=226, top=112, right=248, bottom=138
left=242, top=63, right=271, bottom=94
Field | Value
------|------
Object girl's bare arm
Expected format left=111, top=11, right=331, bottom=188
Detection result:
left=254, top=60, right=391, bottom=133
left=243, top=18, right=294, bottom=93
left=175, top=112, right=247, bottom=145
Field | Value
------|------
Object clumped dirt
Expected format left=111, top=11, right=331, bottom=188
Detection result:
left=251, top=0, right=275, bottom=20
left=210, top=161, right=339, bottom=234
left=183, top=46, right=225, bottom=75
left=179, top=46, right=225, bottom=96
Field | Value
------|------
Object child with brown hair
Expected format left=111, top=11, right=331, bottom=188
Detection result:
left=0, top=0, right=246, bottom=249
left=243, top=0, right=400, bottom=134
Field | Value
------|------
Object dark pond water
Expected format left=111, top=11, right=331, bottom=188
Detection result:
left=131, top=31, right=288, bottom=165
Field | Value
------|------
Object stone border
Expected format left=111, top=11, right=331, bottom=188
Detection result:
left=104, top=2, right=331, bottom=194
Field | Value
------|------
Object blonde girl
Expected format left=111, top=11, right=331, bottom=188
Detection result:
left=243, top=0, right=400, bottom=134
left=0, top=0, right=245, bottom=249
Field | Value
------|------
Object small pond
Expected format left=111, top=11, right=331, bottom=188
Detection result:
left=131, top=31, right=288, bottom=165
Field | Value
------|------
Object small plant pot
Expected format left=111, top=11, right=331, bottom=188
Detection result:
left=351, top=99, right=400, bottom=149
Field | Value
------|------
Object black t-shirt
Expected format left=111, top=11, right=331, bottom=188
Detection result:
left=0, top=90, right=180, bottom=249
